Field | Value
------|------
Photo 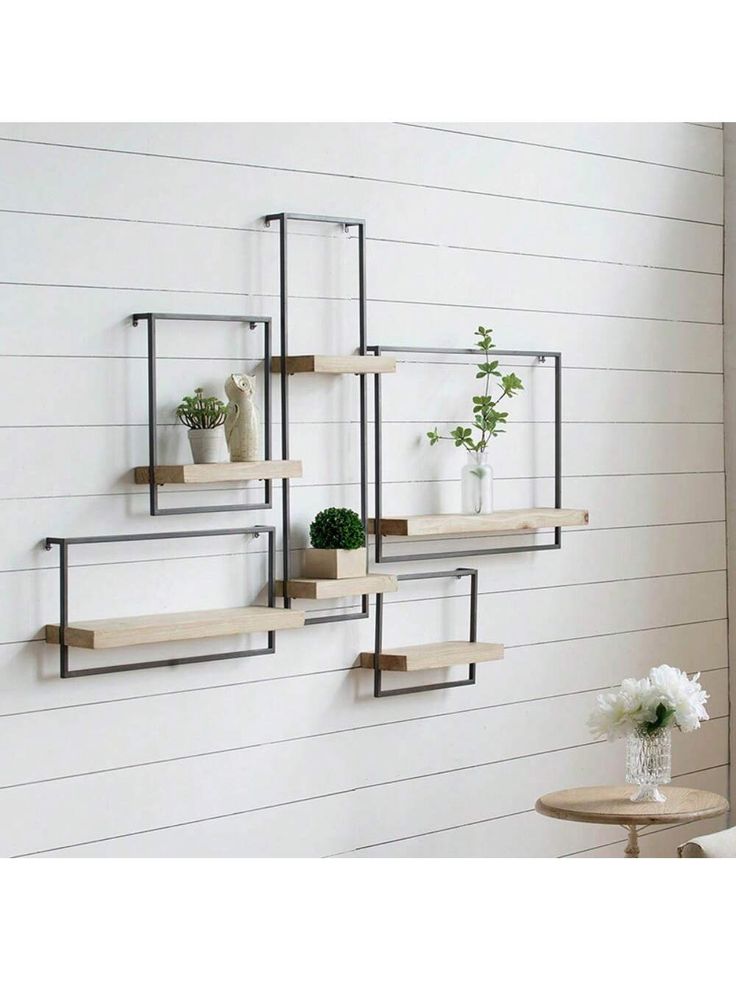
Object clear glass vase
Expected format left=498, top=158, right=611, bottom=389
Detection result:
left=461, top=451, right=493, bottom=515
left=625, top=726, right=672, bottom=803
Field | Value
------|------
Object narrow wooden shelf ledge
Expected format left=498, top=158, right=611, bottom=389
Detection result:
left=276, top=574, right=398, bottom=600
left=134, top=460, right=302, bottom=485
left=360, top=641, right=504, bottom=672
left=271, top=354, right=396, bottom=375
left=45, top=606, right=305, bottom=650
left=368, top=507, right=589, bottom=537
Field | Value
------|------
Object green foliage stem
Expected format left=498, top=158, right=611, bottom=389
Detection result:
left=426, top=326, right=524, bottom=454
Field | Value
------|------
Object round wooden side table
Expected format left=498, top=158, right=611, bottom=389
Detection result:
left=535, top=785, right=729, bottom=857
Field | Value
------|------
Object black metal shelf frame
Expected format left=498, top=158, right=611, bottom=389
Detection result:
left=368, top=568, right=479, bottom=698
left=44, top=526, right=276, bottom=678
left=131, top=312, right=273, bottom=516
left=368, top=345, right=563, bottom=564
left=263, top=212, right=370, bottom=626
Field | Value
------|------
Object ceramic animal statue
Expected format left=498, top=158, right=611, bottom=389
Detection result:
left=224, top=374, right=261, bottom=462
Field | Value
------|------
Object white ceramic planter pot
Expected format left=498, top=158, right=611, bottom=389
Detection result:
left=188, top=429, right=226, bottom=464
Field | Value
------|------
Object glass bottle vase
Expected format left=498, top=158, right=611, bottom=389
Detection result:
left=625, top=726, right=672, bottom=803
left=461, top=451, right=493, bottom=515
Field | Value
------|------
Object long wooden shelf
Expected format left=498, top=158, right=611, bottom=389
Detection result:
left=45, top=606, right=305, bottom=650
left=134, top=460, right=302, bottom=484
left=276, top=574, right=398, bottom=600
left=368, top=507, right=589, bottom=537
left=360, top=641, right=504, bottom=672
left=271, top=354, right=396, bottom=375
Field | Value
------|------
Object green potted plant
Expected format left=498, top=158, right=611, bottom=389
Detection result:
left=176, top=387, right=228, bottom=464
left=303, top=507, right=366, bottom=579
left=426, top=326, right=524, bottom=514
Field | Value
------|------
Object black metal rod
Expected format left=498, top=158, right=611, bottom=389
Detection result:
left=367, top=345, right=560, bottom=358
left=376, top=541, right=561, bottom=563
left=46, top=528, right=277, bottom=678
left=267, top=211, right=373, bottom=627
left=369, top=344, right=564, bottom=564
left=45, top=527, right=271, bottom=547
left=276, top=214, right=292, bottom=610
left=147, top=314, right=158, bottom=516
left=64, top=643, right=276, bottom=677
left=372, top=567, right=480, bottom=698
left=59, top=541, right=69, bottom=679
left=133, top=313, right=271, bottom=323
left=265, top=212, right=365, bottom=227
left=134, top=312, right=274, bottom=516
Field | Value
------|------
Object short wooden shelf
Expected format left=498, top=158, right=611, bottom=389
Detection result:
left=271, top=354, right=396, bottom=375
left=368, top=507, right=589, bottom=537
left=276, top=574, right=398, bottom=600
left=45, top=606, right=305, bottom=650
left=134, top=460, right=303, bottom=485
left=360, top=641, right=504, bottom=672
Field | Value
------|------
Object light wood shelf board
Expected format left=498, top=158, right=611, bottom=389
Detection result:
left=368, top=507, right=589, bottom=537
left=360, top=640, right=504, bottom=672
left=276, top=574, right=398, bottom=600
left=133, top=460, right=302, bottom=484
left=271, top=354, right=396, bottom=375
left=46, top=606, right=305, bottom=650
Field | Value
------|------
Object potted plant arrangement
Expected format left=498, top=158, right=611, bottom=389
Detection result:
left=588, top=664, right=709, bottom=803
left=176, top=387, right=228, bottom=464
left=303, top=507, right=366, bottom=579
left=426, top=326, right=523, bottom=515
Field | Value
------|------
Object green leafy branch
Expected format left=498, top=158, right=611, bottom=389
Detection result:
left=426, top=327, right=524, bottom=454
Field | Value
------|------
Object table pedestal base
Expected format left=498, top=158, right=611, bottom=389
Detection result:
left=623, top=824, right=640, bottom=858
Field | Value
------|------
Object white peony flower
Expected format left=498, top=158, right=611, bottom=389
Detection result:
left=648, top=664, right=709, bottom=733
left=588, top=677, right=656, bottom=741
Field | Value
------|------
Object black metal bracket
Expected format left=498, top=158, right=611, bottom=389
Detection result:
left=263, top=212, right=370, bottom=626
left=131, top=312, right=273, bottom=516
left=368, top=345, right=563, bottom=564
left=44, top=526, right=276, bottom=678
left=369, top=568, right=479, bottom=697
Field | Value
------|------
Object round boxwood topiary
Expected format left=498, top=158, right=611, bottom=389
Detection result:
left=309, top=507, right=365, bottom=550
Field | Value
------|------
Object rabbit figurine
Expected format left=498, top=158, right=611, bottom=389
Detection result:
left=224, top=374, right=261, bottom=462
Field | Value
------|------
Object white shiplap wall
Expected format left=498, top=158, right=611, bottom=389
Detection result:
left=0, top=122, right=727, bottom=858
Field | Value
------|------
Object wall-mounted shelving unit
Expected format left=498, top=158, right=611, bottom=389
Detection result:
left=45, top=605, right=303, bottom=650
left=367, top=343, right=588, bottom=564
left=272, top=355, right=396, bottom=375
left=43, top=526, right=301, bottom=678
left=133, top=461, right=302, bottom=485
left=264, top=211, right=382, bottom=626
left=368, top=508, right=589, bottom=538
left=361, top=567, right=501, bottom=697
left=360, top=640, right=503, bottom=672
left=276, top=573, right=397, bottom=600
left=131, top=312, right=296, bottom=516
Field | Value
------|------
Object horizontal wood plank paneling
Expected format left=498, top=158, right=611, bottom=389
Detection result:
left=0, top=122, right=722, bottom=221
left=0, top=357, right=724, bottom=426
left=0, top=139, right=722, bottom=272
left=0, top=122, right=725, bottom=857
left=0, top=286, right=722, bottom=372
left=10, top=724, right=726, bottom=858
left=406, top=123, right=723, bottom=174
left=0, top=212, right=721, bottom=321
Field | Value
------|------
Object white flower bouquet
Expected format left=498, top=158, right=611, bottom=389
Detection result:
left=588, top=664, right=709, bottom=742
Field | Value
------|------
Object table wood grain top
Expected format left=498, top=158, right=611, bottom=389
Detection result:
left=535, top=785, right=729, bottom=827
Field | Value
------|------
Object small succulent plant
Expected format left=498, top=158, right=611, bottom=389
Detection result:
left=309, top=508, right=365, bottom=550
left=176, top=388, right=227, bottom=430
